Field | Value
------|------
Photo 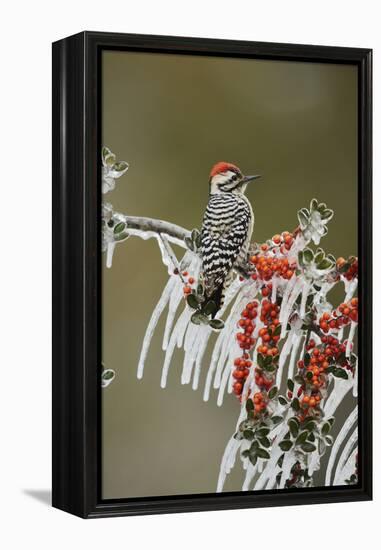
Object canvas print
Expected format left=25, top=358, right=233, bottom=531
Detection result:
left=101, top=51, right=358, bottom=499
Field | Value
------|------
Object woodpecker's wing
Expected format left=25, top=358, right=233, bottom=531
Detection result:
left=201, top=194, right=251, bottom=295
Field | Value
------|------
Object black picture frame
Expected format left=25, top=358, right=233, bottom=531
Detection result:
left=52, top=31, right=372, bottom=518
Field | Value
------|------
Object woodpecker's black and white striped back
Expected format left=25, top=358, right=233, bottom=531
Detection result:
left=201, top=193, right=253, bottom=311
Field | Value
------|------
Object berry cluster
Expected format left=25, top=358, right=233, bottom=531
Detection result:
left=233, top=294, right=281, bottom=421
left=336, top=256, right=358, bottom=281
left=249, top=233, right=296, bottom=283
left=232, top=301, right=258, bottom=397
left=174, top=269, right=195, bottom=295
left=318, top=298, right=358, bottom=332
left=295, top=333, right=354, bottom=419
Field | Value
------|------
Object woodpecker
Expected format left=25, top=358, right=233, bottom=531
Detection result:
left=200, top=161, right=260, bottom=315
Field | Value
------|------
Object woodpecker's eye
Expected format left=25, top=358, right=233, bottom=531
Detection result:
left=232, top=174, right=238, bottom=181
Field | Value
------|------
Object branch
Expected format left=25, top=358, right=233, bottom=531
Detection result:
left=118, top=213, right=190, bottom=245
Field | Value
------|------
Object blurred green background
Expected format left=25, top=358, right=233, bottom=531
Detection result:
left=102, top=50, right=358, bottom=499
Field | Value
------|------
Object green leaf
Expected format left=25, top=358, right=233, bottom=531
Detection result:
left=301, top=442, right=316, bottom=453
left=277, top=454, right=285, bottom=468
left=327, top=417, right=335, bottom=427
left=243, top=429, right=254, bottom=441
left=186, top=293, right=199, bottom=310
left=256, top=448, right=270, bottom=460
left=102, top=369, right=115, bottom=381
left=325, top=435, right=334, bottom=446
left=265, top=354, right=273, bottom=366
left=295, top=430, right=309, bottom=445
left=268, top=386, right=278, bottom=399
left=271, top=415, right=283, bottom=425
left=184, top=236, right=194, bottom=251
left=250, top=440, right=259, bottom=452
left=297, top=209, right=309, bottom=229
left=288, top=418, right=299, bottom=438
left=249, top=455, right=258, bottom=466
left=191, top=311, right=208, bottom=325
left=256, top=427, right=270, bottom=438
left=279, top=440, right=293, bottom=452
left=304, top=353, right=311, bottom=366
left=317, top=258, right=333, bottom=270
left=287, top=379, right=295, bottom=392
left=306, top=371, right=313, bottom=381
left=291, top=398, right=300, bottom=411
left=310, top=198, right=318, bottom=212
left=191, top=228, right=199, bottom=243
left=203, top=300, right=217, bottom=316
left=257, top=354, right=265, bottom=369
left=113, top=161, right=128, bottom=172
left=333, top=367, right=348, bottom=380
left=303, top=248, right=314, bottom=264
left=246, top=399, right=254, bottom=412
left=273, top=324, right=282, bottom=336
left=259, top=437, right=271, bottom=448
left=317, top=202, right=327, bottom=213
left=209, top=318, right=225, bottom=330
left=321, top=422, right=331, bottom=435
left=113, top=222, right=126, bottom=234
left=278, top=396, right=288, bottom=406
left=241, top=449, right=250, bottom=458
left=314, top=249, right=325, bottom=264
left=305, top=420, right=317, bottom=432
left=264, top=363, right=276, bottom=373
left=114, top=231, right=129, bottom=242
left=321, top=208, right=334, bottom=221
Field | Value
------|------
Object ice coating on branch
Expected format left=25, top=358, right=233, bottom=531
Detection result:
left=333, top=426, right=358, bottom=485
left=335, top=447, right=358, bottom=485
left=102, top=146, right=129, bottom=194
left=325, top=406, right=358, bottom=485
left=137, top=277, right=177, bottom=379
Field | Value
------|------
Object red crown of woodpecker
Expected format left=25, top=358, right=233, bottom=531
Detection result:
left=209, top=161, right=241, bottom=179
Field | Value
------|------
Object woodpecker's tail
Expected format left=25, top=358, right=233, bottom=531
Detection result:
left=206, top=273, right=234, bottom=317
left=207, top=285, right=224, bottom=318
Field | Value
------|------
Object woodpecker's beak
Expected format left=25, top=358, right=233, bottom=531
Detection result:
left=242, top=174, right=261, bottom=184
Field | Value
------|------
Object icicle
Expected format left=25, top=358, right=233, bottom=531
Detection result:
left=137, top=277, right=176, bottom=379
left=182, top=321, right=202, bottom=384
left=333, top=428, right=358, bottom=485
left=271, top=276, right=277, bottom=303
left=280, top=278, right=303, bottom=338
left=323, top=376, right=353, bottom=418
left=325, top=405, right=358, bottom=485
left=352, top=355, right=358, bottom=398
left=162, top=285, right=183, bottom=350
left=192, top=326, right=212, bottom=390
left=346, top=321, right=357, bottom=357
left=242, top=462, right=259, bottom=491
left=280, top=450, right=296, bottom=488
left=308, top=450, right=320, bottom=477
left=335, top=447, right=358, bottom=485
left=160, top=308, right=191, bottom=387
left=287, top=333, right=302, bottom=382
left=279, top=275, right=297, bottom=323
left=106, top=241, right=116, bottom=268
left=342, top=276, right=358, bottom=302
left=276, top=328, right=296, bottom=387
left=299, top=279, right=311, bottom=319
left=217, top=436, right=241, bottom=493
